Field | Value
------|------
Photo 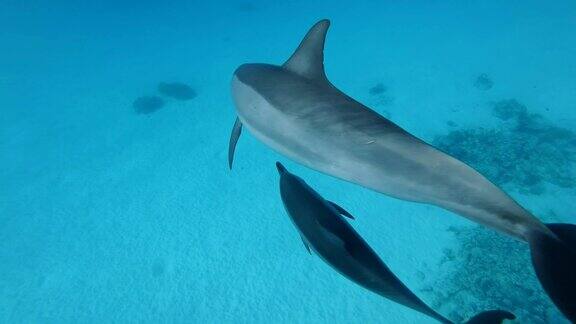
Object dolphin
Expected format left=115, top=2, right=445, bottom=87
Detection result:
left=229, top=20, right=576, bottom=320
left=276, top=162, right=515, bottom=324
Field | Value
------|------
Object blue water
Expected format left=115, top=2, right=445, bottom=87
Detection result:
left=2, top=1, right=575, bottom=323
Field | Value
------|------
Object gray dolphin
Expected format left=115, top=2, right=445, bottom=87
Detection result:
left=229, top=20, right=576, bottom=320
left=276, top=162, right=515, bottom=324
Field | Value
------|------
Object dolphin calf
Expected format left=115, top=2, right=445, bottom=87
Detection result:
left=276, top=162, right=515, bottom=324
left=229, top=20, right=576, bottom=320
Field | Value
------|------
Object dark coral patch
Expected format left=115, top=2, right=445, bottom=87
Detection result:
left=369, top=83, right=387, bottom=95
left=473, top=73, right=494, bottom=91
left=368, top=83, right=394, bottom=107
left=133, top=96, right=165, bottom=114
left=158, top=82, right=197, bottom=101
left=447, top=120, right=458, bottom=128
left=492, top=99, right=527, bottom=121
left=434, top=99, right=576, bottom=194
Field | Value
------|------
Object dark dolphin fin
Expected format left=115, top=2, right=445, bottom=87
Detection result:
left=464, top=310, right=516, bottom=324
left=528, top=223, right=576, bottom=322
left=327, top=201, right=355, bottom=220
left=283, top=19, right=330, bottom=81
left=300, top=236, right=311, bottom=254
left=276, top=162, right=288, bottom=175
left=228, top=117, right=243, bottom=169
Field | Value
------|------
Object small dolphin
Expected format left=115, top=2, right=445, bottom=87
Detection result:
left=229, top=20, right=576, bottom=320
left=276, top=162, right=515, bottom=324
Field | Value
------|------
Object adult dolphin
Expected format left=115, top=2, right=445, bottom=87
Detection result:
left=229, top=20, right=576, bottom=320
left=276, top=162, right=515, bottom=324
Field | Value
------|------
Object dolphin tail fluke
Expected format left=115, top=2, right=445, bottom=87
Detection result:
left=228, top=117, right=243, bottom=170
left=528, top=223, right=576, bottom=322
left=463, top=310, right=516, bottom=324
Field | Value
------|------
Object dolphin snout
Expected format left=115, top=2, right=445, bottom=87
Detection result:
left=276, top=162, right=288, bottom=175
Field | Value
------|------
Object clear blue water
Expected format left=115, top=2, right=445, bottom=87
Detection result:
left=1, top=1, right=575, bottom=323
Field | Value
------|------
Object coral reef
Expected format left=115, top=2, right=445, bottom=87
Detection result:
left=492, top=99, right=526, bottom=121
left=158, top=82, right=197, bottom=101
left=434, top=99, right=576, bottom=194
left=473, top=73, right=494, bottom=91
left=422, top=225, right=562, bottom=323
left=132, top=96, right=165, bottom=114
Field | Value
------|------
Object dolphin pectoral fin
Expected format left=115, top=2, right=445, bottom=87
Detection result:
left=327, top=201, right=355, bottom=220
left=228, top=117, right=243, bottom=169
left=300, top=236, right=312, bottom=254
left=529, top=223, right=576, bottom=321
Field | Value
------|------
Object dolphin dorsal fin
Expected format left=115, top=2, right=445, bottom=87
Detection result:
left=282, top=19, right=330, bottom=81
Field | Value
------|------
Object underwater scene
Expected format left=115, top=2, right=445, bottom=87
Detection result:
left=2, top=1, right=576, bottom=323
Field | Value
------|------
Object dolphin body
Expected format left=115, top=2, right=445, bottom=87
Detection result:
left=275, top=162, right=515, bottom=324
left=229, top=20, right=576, bottom=320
